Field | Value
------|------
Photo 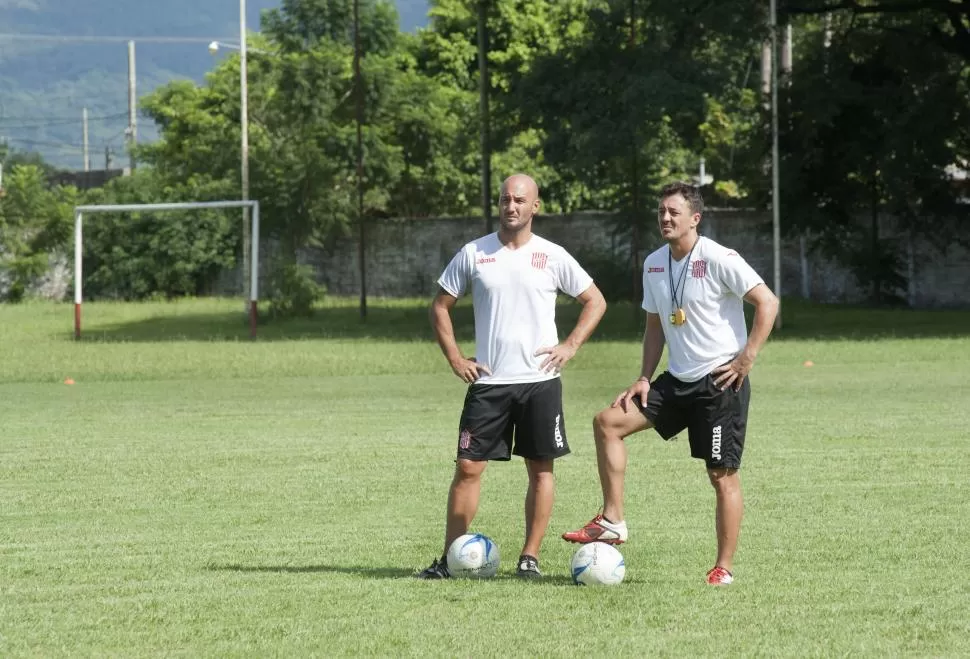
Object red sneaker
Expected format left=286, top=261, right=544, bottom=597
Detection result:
left=561, top=514, right=628, bottom=544
left=705, top=566, right=734, bottom=585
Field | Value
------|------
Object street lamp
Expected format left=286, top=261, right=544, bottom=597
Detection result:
left=208, top=40, right=238, bottom=55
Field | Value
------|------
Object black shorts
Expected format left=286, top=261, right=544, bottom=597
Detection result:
left=456, top=378, right=569, bottom=462
left=638, top=371, right=750, bottom=469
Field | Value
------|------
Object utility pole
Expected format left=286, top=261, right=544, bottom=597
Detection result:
left=82, top=107, right=90, bottom=172
left=477, top=0, right=492, bottom=234
left=127, top=40, right=137, bottom=173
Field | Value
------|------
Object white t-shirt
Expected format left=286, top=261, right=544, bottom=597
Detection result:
left=437, top=233, right=594, bottom=385
left=642, top=236, right=764, bottom=382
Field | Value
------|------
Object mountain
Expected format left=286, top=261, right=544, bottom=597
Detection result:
left=0, top=0, right=430, bottom=169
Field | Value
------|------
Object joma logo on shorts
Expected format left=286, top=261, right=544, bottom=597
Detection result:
left=554, top=414, right=564, bottom=448
left=711, top=425, right=722, bottom=461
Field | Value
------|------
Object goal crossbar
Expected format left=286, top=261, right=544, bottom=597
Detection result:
left=72, top=200, right=260, bottom=339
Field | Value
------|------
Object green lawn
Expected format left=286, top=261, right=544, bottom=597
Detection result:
left=1, top=298, right=968, bottom=657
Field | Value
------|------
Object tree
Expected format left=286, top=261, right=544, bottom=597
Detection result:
left=417, top=0, right=595, bottom=212
left=78, top=169, right=239, bottom=300
left=785, top=0, right=970, bottom=62
left=0, top=164, right=77, bottom=302
left=779, top=12, right=970, bottom=304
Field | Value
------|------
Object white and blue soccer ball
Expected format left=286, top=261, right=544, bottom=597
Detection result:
left=447, top=533, right=500, bottom=578
left=571, top=542, right=626, bottom=586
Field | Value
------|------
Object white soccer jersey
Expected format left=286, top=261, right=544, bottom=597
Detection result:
left=437, top=233, right=594, bottom=385
left=642, top=236, right=764, bottom=382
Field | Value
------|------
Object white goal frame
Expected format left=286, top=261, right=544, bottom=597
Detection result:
left=72, top=200, right=260, bottom=339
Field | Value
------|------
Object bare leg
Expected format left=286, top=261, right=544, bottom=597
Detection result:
left=594, top=407, right=651, bottom=522
left=521, top=458, right=554, bottom=558
left=443, top=459, right=488, bottom=555
left=708, top=467, right=743, bottom=571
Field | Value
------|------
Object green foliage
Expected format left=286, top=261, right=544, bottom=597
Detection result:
left=510, top=0, right=766, bottom=219
left=779, top=11, right=970, bottom=304
left=79, top=170, right=239, bottom=300
left=267, top=261, right=326, bottom=318
left=0, top=164, right=77, bottom=302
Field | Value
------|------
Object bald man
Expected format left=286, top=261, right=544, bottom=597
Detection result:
left=417, top=174, right=607, bottom=579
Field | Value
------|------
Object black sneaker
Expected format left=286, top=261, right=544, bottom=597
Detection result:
left=415, top=557, right=450, bottom=579
left=516, top=555, right=541, bottom=579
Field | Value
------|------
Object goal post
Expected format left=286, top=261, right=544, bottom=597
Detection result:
left=72, top=199, right=260, bottom=339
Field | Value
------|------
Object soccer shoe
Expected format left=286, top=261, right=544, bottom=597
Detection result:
left=415, top=557, right=450, bottom=579
left=561, top=514, right=628, bottom=544
left=705, top=566, right=734, bottom=585
left=516, top=555, right=542, bottom=579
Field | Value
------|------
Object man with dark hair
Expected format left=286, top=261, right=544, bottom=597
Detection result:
left=417, top=173, right=607, bottom=580
left=562, top=181, right=778, bottom=586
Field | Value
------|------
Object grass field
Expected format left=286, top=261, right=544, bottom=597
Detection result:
left=1, top=298, right=969, bottom=657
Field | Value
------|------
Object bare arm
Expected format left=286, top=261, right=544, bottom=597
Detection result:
left=639, top=312, right=666, bottom=382
left=615, top=312, right=665, bottom=410
left=712, top=283, right=780, bottom=390
left=536, top=283, right=608, bottom=372
left=429, top=288, right=491, bottom=383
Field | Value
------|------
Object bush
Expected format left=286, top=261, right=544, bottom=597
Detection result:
left=267, top=262, right=326, bottom=319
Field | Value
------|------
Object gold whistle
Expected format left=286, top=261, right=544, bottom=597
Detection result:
left=670, top=308, right=687, bottom=325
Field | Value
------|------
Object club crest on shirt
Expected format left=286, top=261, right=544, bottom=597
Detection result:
left=531, top=252, right=548, bottom=270
left=692, top=260, right=707, bottom=278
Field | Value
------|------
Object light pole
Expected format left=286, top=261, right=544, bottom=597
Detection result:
left=207, top=0, right=252, bottom=324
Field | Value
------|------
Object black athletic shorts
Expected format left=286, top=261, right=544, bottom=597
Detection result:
left=637, top=370, right=750, bottom=469
left=455, top=378, right=569, bottom=462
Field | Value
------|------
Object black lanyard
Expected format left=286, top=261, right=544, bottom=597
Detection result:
left=668, top=241, right=698, bottom=310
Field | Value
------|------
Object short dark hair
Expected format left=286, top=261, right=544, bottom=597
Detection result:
left=659, top=181, right=704, bottom=216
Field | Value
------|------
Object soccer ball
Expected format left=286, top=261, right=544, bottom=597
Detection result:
left=570, top=542, right=626, bottom=586
left=446, top=533, right=500, bottom=578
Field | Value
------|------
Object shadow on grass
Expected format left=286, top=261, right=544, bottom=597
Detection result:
left=208, top=563, right=417, bottom=579
left=76, top=299, right=970, bottom=343
left=207, top=563, right=580, bottom=585
left=78, top=303, right=476, bottom=343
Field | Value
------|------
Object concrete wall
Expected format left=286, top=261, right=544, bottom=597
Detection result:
left=298, top=210, right=970, bottom=307
left=12, top=209, right=970, bottom=307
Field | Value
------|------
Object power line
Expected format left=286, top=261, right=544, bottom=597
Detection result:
left=0, top=112, right=128, bottom=130
left=0, top=33, right=236, bottom=44
left=2, top=136, right=86, bottom=150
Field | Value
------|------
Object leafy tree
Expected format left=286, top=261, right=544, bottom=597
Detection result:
left=0, top=164, right=77, bottom=301
left=79, top=169, right=239, bottom=300
left=780, top=12, right=970, bottom=304
left=417, top=0, right=595, bottom=212
left=786, top=0, right=970, bottom=63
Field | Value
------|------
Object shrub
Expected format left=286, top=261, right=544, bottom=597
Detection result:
left=267, top=262, right=326, bottom=319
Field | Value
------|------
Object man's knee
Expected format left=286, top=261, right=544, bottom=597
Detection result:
left=593, top=407, right=647, bottom=441
left=455, top=458, right=488, bottom=482
left=707, top=467, right=740, bottom=491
